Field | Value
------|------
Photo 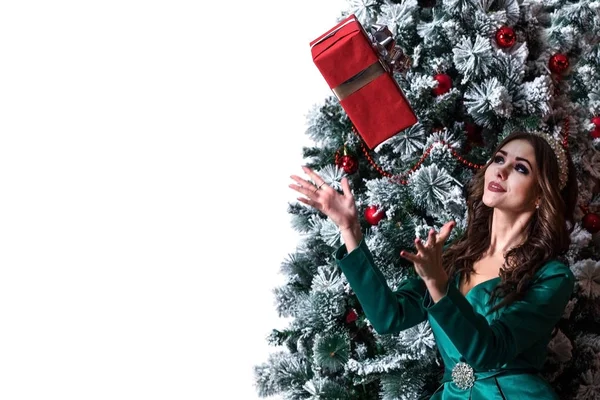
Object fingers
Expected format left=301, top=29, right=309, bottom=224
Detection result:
left=414, top=229, right=436, bottom=252
left=427, top=229, right=437, bottom=247
left=301, top=166, right=327, bottom=188
left=399, top=249, right=418, bottom=263
left=401, top=222, right=455, bottom=269
left=414, top=237, right=426, bottom=253
left=289, top=176, right=316, bottom=198
left=341, top=177, right=352, bottom=198
left=289, top=167, right=330, bottom=209
left=437, top=221, right=456, bottom=243
left=290, top=173, right=325, bottom=196
left=289, top=174, right=313, bottom=189
left=296, top=196, right=314, bottom=207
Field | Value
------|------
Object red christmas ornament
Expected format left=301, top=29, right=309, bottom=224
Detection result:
left=365, top=205, right=385, bottom=225
left=582, top=212, right=600, bottom=234
left=591, top=116, right=600, bottom=139
left=345, top=308, right=358, bottom=323
left=432, top=73, right=452, bottom=96
left=549, top=53, right=569, bottom=74
left=495, top=26, right=516, bottom=48
left=338, top=154, right=359, bottom=174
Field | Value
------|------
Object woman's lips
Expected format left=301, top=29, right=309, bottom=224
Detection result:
left=488, top=182, right=506, bottom=192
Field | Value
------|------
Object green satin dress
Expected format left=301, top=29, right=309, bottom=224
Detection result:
left=334, top=239, right=575, bottom=400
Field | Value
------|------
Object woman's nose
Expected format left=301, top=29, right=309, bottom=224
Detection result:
left=496, top=166, right=508, bottom=180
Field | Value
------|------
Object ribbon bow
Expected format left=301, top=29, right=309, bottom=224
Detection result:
left=368, top=24, right=411, bottom=73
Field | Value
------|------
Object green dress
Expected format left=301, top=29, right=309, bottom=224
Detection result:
left=334, top=239, right=575, bottom=400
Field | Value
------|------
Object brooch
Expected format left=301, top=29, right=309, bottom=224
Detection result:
left=451, top=362, right=475, bottom=390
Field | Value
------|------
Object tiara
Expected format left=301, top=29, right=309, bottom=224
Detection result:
left=528, top=132, right=569, bottom=190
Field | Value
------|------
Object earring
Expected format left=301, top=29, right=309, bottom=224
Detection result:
left=536, top=203, right=540, bottom=209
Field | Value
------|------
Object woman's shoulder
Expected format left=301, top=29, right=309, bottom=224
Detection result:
left=534, top=258, right=574, bottom=283
left=524, top=258, right=576, bottom=307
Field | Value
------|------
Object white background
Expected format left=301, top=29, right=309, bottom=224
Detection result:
left=0, top=0, right=349, bottom=399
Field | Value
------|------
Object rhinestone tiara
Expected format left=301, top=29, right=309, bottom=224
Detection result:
left=528, top=132, right=569, bottom=190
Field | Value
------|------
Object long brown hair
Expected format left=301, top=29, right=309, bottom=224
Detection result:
left=442, top=132, right=578, bottom=313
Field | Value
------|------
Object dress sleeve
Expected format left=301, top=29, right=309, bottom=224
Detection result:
left=423, top=261, right=575, bottom=370
left=334, top=238, right=428, bottom=334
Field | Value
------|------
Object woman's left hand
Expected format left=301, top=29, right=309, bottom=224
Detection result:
left=400, top=221, right=455, bottom=283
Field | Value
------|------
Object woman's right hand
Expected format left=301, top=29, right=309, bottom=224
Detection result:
left=289, top=166, right=359, bottom=232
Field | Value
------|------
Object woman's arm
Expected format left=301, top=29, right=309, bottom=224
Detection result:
left=290, top=167, right=428, bottom=334
left=339, top=221, right=362, bottom=254
left=335, top=238, right=428, bottom=334
left=423, top=260, right=574, bottom=370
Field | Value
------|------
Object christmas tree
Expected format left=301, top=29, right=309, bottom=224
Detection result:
left=254, top=0, right=600, bottom=398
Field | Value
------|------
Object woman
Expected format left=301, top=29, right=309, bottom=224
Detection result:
left=289, top=131, right=578, bottom=399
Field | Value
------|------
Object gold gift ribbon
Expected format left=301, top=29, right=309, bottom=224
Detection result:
left=332, top=60, right=385, bottom=101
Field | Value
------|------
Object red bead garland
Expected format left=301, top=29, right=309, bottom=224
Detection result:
left=352, top=118, right=570, bottom=186
left=354, top=126, right=483, bottom=185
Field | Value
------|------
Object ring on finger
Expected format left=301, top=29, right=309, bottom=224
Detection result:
left=313, top=181, right=326, bottom=193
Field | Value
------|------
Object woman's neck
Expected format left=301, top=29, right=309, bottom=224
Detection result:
left=486, top=208, right=533, bottom=257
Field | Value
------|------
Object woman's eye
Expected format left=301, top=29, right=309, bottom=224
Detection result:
left=494, top=155, right=529, bottom=174
left=516, top=164, right=529, bottom=174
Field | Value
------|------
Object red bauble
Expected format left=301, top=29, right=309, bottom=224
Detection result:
left=549, top=53, right=569, bottom=74
left=432, top=73, right=452, bottom=96
left=337, top=154, right=359, bottom=174
left=495, top=26, right=516, bottom=48
left=582, top=212, right=600, bottom=234
left=365, top=205, right=385, bottom=225
left=345, top=308, right=358, bottom=323
left=591, top=116, right=600, bottom=139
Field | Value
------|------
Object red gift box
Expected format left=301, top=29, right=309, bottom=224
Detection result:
left=310, top=14, right=418, bottom=149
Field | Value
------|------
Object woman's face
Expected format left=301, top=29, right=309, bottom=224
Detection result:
left=482, top=139, right=539, bottom=212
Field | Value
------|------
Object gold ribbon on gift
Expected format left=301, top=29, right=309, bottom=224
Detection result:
left=331, top=24, right=410, bottom=101
left=332, top=61, right=386, bottom=100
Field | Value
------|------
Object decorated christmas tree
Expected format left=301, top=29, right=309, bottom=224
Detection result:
left=255, top=0, right=600, bottom=398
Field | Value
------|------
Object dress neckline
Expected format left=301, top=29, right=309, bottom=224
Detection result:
left=457, top=275, right=501, bottom=298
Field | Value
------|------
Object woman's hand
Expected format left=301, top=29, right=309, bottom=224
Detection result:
left=289, top=166, right=359, bottom=232
left=400, top=221, right=455, bottom=283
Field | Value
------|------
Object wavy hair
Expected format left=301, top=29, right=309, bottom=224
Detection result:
left=442, top=131, right=578, bottom=313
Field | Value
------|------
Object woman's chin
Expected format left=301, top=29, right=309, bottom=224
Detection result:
left=481, top=196, right=494, bottom=208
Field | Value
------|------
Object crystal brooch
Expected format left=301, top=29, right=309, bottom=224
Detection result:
left=451, top=362, right=475, bottom=390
